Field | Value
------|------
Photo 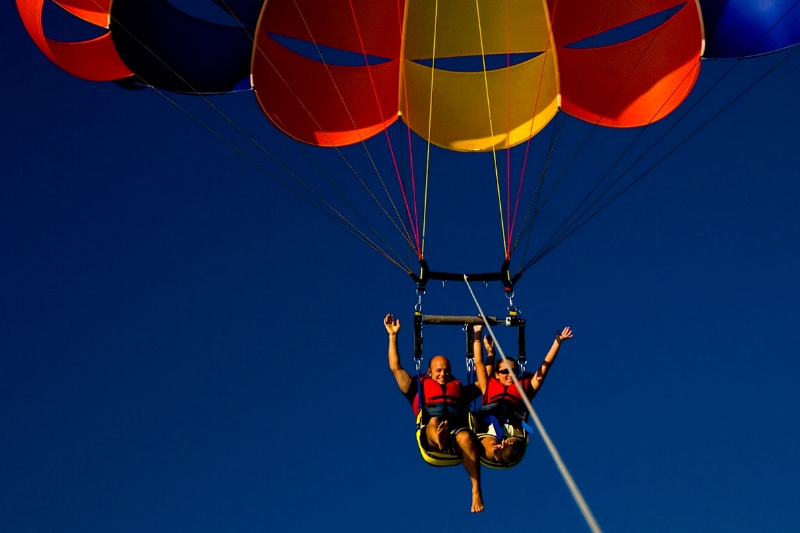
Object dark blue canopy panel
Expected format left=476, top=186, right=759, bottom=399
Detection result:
left=110, top=0, right=254, bottom=93
left=212, top=0, right=264, bottom=28
left=700, top=0, right=800, bottom=58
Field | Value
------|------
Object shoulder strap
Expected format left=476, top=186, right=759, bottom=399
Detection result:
left=416, top=371, right=424, bottom=416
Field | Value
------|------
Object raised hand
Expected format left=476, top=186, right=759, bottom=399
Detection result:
left=384, top=313, right=401, bottom=335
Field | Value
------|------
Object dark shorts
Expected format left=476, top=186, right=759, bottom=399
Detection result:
left=420, top=406, right=471, bottom=433
left=415, top=412, right=475, bottom=467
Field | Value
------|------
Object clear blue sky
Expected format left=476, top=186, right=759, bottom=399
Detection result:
left=2, top=4, right=800, bottom=532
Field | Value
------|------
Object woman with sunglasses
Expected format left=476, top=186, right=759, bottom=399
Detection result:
left=473, top=325, right=573, bottom=467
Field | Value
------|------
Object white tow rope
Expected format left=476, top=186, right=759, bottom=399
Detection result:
left=464, top=276, right=602, bottom=533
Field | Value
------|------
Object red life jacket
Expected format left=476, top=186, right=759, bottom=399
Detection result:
left=412, top=375, right=463, bottom=418
left=482, top=373, right=534, bottom=416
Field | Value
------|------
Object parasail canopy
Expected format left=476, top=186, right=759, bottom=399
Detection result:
left=19, top=0, right=800, bottom=150
left=16, top=0, right=800, bottom=288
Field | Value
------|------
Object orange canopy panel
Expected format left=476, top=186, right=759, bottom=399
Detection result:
left=253, top=0, right=403, bottom=147
left=551, top=0, right=703, bottom=127
left=254, top=0, right=559, bottom=151
left=17, top=0, right=131, bottom=81
left=53, top=0, right=110, bottom=27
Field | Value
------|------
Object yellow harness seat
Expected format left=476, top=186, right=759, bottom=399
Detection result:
left=415, top=411, right=475, bottom=467
left=475, top=419, right=530, bottom=469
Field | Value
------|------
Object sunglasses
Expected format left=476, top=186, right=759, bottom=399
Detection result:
left=496, top=369, right=513, bottom=375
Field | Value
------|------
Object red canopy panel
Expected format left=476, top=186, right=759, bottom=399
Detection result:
left=552, top=0, right=702, bottom=127
left=549, top=0, right=687, bottom=47
left=16, top=0, right=132, bottom=81
left=260, top=0, right=404, bottom=60
left=254, top=0, right=403, bottom=146
left=253, top=35, right=401, bottom=146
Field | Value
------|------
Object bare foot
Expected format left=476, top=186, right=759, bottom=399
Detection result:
left=491, top=440, right=508, bottom=462
left=496, top=439, right=523, bottom=464
left=491, top=446, right=502, bottom=462
left=471, top=489, right=485, bottom=513
left=434, top=420, right=449, bottom=451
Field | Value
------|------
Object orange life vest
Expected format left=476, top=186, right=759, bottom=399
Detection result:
left=482, top=373, right=534, bottom=417
left=412, top=375, right=463, bottom=418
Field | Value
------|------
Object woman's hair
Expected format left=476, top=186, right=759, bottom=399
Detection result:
left=495, top=357, right=518, bottom=373
left=499, top=441, right=525, bottom=464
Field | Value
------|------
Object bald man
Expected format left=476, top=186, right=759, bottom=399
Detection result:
left=384, top=314, right=484, bottom=513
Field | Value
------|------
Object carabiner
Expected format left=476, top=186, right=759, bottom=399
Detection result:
left=507, top=291, right=517, bottom=313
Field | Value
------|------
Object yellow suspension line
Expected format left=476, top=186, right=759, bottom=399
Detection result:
left=475, top=0, right=508, bottom=258
left=421, top=0, right=439, bottom=258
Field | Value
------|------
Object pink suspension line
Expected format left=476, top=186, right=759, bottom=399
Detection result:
left=348, top=0, right=421, bottom=254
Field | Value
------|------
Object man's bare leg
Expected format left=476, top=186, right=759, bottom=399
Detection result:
left=456, top=430, right=484, bottom=513
left=425, top=417, right=449, bottom=451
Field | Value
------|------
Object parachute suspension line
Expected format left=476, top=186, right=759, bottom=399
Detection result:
left=210, top=4, right=415, bottom=268
left=395, top=0, right=422, bottom=253
left=524, top=65, right=695, bottom=268
left=398, top=5, right=422, bottom=258
left=464, top=277, right=602, bottom=533
left=512, top=0, right=614, bottom=260
left=514, top=113, right=565, bottom=259
left=524, top=8, right=800, bottom=270
left=145, top=86, right=410, bottom=272
left=513, top=0, right=611, bottom=243
left=475, top=0, right=509, bottom=259
left=106, top=1, right=413, bottom=273
left=260, top=6, right=418, bottom=257
left=234, top=45, right=416, bottom=266
left=522, top=44, right=800, bottom=275
left=401, top=76, right=422, bottom=257
left=348, top=0, right=421, bottom=253
left=516, top=110, right=565, bottom=245
left=214, top=0, right=253, bottom=38
left=514, top=115, right=568, bottom=262
left=505, top=0, right=512, bottom=256
left=395, top=117, right=414, bottom=264
left=523, top=55, right=701, bottom=272
left=293, top=139, right=415, bottom=270
left=257, top=54, right=414, bottom=268
left=514, top=4, right=677, bottom=272
left=421, top=0, right=439, bottom=258
left=290, top=0, right=419, bottom=256
left=520, top=0, right=800, bottom=272
left=523, top=53, right=700, bottom=268
left=517, top=0, right=800, bottom=274
left=508, top=0, right=565, bottom=256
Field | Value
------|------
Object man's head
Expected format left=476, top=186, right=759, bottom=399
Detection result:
left=495, top=357, right=519, bottom=386
left=428, top=355, right=452, bottom=385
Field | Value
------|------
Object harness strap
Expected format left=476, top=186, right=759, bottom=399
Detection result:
left=415, top=362, right=423, bottom=425
left=466, top=326, right=477, bottom=412
left=521, top=419, right=535, bottom=435
left=425, top=394, right=461, bottom=402
left=486, top=414, right=505, bottom=442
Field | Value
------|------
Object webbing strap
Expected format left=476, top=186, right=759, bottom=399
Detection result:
left=486, top=414, right=504, bottom=442
left=521, top=419, right=535, bottom=435
left=415, top=364, right=423, bottom=425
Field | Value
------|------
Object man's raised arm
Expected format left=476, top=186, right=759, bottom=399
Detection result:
left=473, top=324, right=488, bottom=394
left=385, top=314, right=412, bottom=393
